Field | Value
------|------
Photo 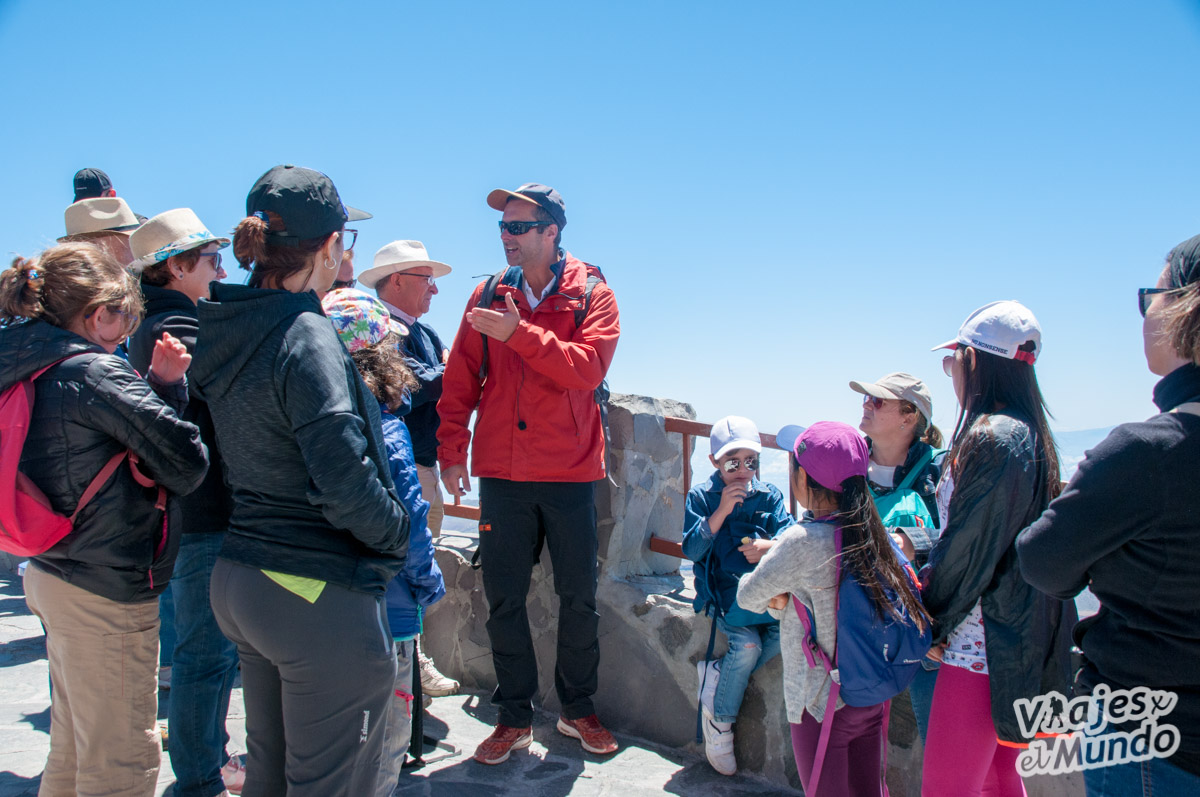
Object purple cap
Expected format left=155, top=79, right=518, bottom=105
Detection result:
left=784, top=421, right=869, bottom=493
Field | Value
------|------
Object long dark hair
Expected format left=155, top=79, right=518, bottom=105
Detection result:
left=950, top=343, right=1061, bottom=500
left=799, top=463, right=932, bottom=632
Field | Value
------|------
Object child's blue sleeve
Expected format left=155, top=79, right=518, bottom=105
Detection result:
left=682, top=486, right=716, bottom=562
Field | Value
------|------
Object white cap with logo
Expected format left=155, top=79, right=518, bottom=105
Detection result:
left=710, top=416, right=762, bottom=460
left=932, top=300, right=1042, bottom=365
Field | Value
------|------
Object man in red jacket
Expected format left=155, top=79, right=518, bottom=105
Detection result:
left=439, top=183, right=620, bottom=765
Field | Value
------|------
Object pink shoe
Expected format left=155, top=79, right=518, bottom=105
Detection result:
left=221, top=754, right=246, bottom=794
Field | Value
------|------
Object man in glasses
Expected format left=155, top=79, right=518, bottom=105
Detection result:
left=359, top=240, right=461, bottom=698
left=438, top=183, right=621, bottom=765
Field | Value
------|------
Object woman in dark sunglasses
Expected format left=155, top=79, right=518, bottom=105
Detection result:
left=1018, top=233, right=1200, bottom=796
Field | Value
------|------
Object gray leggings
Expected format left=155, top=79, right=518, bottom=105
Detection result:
left=211, top=559, right=396, bottom=797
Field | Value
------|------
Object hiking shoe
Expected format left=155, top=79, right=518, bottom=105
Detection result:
left=556, top=715, right=618, bottom=756
left=701, top=712, right=736, bottom=776
left=220, top=754, right=246, bottom=794
left=418, top=652, right=460, bottom=696
left=158, top=665, right=172, bottom=690
left=473, top=725, right=533, bottom=765
left=696, top=659, right=720, bottom=716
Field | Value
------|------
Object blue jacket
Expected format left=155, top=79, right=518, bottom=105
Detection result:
left=682, top=471, right=795, bottom=620
left=381, top=404, right=446, bottom=638
left=398, top=320, right=447, bottom=468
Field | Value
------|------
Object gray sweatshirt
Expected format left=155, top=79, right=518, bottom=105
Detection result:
left=736, top=519, right=843, bottom=723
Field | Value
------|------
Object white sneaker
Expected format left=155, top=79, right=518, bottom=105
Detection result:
left=695, top=659, right=719, bottom=716
left=418, top=652, right=459, bottom=697
left=701, top=712, right=737, bottom=776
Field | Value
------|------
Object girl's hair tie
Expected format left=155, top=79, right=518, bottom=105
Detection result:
left=253, top=210, right=270, bottom=224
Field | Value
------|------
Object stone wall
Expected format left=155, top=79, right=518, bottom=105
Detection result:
left=421, top=392, right=1084, bottom=796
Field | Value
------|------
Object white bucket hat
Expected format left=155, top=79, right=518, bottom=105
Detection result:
left=932, top=300, right=1042, bottom=365
left=59, top=197, right=141, bottom=241
left=129, top=208, right=230, bottom=272
left=358, top=240, right=452, bottom=290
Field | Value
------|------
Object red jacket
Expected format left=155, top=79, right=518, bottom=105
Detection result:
left=437, top=253, right=620, bottom=482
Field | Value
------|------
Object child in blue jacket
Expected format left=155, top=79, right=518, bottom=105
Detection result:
left=321, top=289, right=446, bottom=795
left=682, top=416, right=795, bottom=777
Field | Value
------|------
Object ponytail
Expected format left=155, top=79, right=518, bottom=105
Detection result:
left=0, top=244, right=141, bottom=336
left=806, top=472, right=932, bottom=633
left=233, top=210, right=331, bottom=290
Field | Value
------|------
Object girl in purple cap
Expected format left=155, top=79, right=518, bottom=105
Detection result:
left=737, top=421, right=930, bottom=797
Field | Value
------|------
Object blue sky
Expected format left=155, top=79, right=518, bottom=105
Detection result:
left=2, top=1, right=1198, bottom=440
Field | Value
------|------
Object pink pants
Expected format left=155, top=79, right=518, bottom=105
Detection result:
left=922, top=664, right=1026, bottom=797
left=790, top=701, right=888, bottom=797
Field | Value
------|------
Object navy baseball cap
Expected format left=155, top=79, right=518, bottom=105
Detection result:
left=487, top=183, right=566, bottom=229
left=73, top=168, right=112, bottom=202
left=246, top=164, right=371, bottom=244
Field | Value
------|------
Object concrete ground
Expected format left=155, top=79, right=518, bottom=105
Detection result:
left=0, top=567, right=797, bottom=796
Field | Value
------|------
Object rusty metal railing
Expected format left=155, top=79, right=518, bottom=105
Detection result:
left=647, top=417, right=793, bottom=559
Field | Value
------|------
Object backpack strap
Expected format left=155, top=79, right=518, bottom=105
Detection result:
left=695, top=614, right=721, bottom=744
left=476, top=270, right=508, bottom=383
left=791, top=526, right=844, bottom=797
left=894, top=447, right=937, bottom=492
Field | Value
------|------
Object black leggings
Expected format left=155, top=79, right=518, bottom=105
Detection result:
left=211, top=559, right=396, bottom=797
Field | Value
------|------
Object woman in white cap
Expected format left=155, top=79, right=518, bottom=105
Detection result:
left=127, top=210, right=245, bottom=796
left=849, top=372, right=944, bottom=742
left=1018, top=235, right=1200, bottom=796
left=920, top=301, right=1076, bottom=796
left=190, top=165, right=407, bottom=797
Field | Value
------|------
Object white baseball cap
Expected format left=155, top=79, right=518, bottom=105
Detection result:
left=932, top=300, right=1042, bottom=365
left=710, top=415, right=762, bottom=459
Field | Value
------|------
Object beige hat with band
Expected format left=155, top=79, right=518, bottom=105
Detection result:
left=358, top=240, right=452, bottom=290
left=130, top=208, right=230, bottom=272
left=59, top=197, right=141, bottom=241
left=849, top=372, right=933, bottom=422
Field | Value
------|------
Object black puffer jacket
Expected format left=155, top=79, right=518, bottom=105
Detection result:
left=920, top=410, right=1076, bottom=743
left=0, top=320, right=209, bottom=602
left=128, top=285, right=232, bottom=535
left=192, top=283, right=408, bottom=594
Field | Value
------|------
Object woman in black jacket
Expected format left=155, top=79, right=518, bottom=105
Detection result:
left=191, top=165, right=409, bottom=797
left=127, top=209, right=243, bottom=797
left=0, top=243, right=208, bottom=797
left=921, top=300, right=1076, bottom=797
left=1018, top=235, right=1200, bottom=796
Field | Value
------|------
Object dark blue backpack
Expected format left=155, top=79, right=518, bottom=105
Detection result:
left=793, top=526, right=931, bottom=794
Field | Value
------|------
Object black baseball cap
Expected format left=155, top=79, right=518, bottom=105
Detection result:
left=73, top=168, right=112, bottom=202
left=246, top=164, right=371, bottom=244
left=486, top=183, right=567, bottom=229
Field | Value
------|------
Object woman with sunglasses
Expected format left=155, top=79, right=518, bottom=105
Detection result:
left=920, top=300, right=1076, bottom=796
left=191, top=165, right=409, bottom=797
left=126, top=210, right=246, bottom=797
left=850, top=373, right=945, bottom=742
left=1017, top=235, right=1200, bottom=796
left=0, top=242, right=208, bottom=796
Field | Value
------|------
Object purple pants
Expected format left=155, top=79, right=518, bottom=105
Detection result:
left=790, top=701, right=888, bottom=797
left=922, top=664, right=1025, bottom=796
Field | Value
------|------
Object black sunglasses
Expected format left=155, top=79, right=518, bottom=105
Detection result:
left=498, top=220, right=553, bottom=236
left=1138, top=287, right=1174, bottom=317
left=331, top=278, right=357, bottom=290
left=341, top=229, right=358, bottom=252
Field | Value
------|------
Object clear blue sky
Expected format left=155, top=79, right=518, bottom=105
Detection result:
left=2, top=1, right=1198, bottom=439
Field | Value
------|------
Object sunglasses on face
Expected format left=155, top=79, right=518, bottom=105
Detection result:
left=331, top=278, right=357, bottom=290
left=862, top=395, right=887, bottom=410
left=943, top=354, right=957, bottom=378
left=498, top=220, right=553, bottom=236
left=197, top=252, right=222, bottom=270
left=341, top=229, right=358, bottom=252
left=721, top=456, right=758, bottom=473
left=1138, top=287, right=1174, bottom=317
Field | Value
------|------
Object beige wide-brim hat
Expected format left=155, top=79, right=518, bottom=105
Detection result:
left=59, top=197, right=141, bottom=241
left=358, top=240, right=452, bottom=290
left=129, top=208, right=230, bottom=272
left=849, top=372, right=934, bottom=422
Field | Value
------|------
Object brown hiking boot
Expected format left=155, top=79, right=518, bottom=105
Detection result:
left=556, top=714, right=618, bottom=755
left=473, top=724, right=533, bottom=765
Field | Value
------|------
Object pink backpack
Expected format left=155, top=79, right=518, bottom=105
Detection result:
left=0, top=355, right=164, bottom=559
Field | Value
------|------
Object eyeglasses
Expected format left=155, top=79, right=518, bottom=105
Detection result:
left=197, top=252, right=222, bottom=270
left=341, top=229, right=358, bottom=252
left=862, top=395, right=886, bottom=410
left=721, top=456, right=758, bottom=473
left=943, top=354, right=956, bottom=378
left=1138, top=287, right=1174, bottom=317
left=331, top=278, right=357, bottom=290
left=397, top=273, right=436, bottom=286
left=498, top=220, right=553, bottom=236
